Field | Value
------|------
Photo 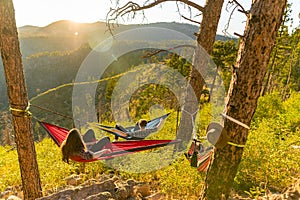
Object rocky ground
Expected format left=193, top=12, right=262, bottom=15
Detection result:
left=1, top=174, right=164, bottom=200
left=230, top=179, right=300, bottom=200
left=1, top=174, right=299, bottom=200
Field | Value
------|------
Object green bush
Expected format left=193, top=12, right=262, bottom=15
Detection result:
left=0, top=146, right=20, bottom=191
left=236, top=92, right=300, bottom=192
left=0, top=93, right=299, bottom=199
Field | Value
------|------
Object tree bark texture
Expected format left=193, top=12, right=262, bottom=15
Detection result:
left=0, top=0, right=42, bottom=199
left=176, top=0, right=224, bottom=149
left=200, top=0, right=287, bottom=199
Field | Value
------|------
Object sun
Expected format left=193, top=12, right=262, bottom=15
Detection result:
left=13, top=0, right=110, bottom=27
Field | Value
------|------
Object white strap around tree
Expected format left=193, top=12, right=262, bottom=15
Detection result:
left=221, top=113, right=250, bottom=130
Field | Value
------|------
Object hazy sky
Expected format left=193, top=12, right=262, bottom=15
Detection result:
left=13, top=0, right=299, bottom=35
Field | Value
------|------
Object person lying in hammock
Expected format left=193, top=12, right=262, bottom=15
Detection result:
left=114, top=118, right=163, bottom=140
left=134, top=119, right=148, bottom=131
left=61, top=128, right=111, bottom=164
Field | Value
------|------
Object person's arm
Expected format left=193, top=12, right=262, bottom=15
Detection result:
left=78, top=149, right=93, bottom=160
left=77, top=148, right=111, bottom=160
left=156, top=118, right=164, bottom=129
left=90, top=148, right=112, bottom=158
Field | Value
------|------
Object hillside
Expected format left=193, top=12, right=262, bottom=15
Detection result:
left=0, top=20, right=235, bottom=110
left=18, top=20, right=232, bottom=41
left=17, top=20, right=232, bottom=57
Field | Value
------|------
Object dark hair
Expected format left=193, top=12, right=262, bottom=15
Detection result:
left=138, top=119, right=147, bottom=129
left=61, top=128, right=86, bottom=164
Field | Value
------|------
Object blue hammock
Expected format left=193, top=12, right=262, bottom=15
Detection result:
left=98, top=113, right=170, bottom=140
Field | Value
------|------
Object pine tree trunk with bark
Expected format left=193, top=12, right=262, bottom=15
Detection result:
left=199, top=0, right=287, bottom=199
left=176, top=0, right=224, bottom=148
left=0, top=0, right=42, bottom=199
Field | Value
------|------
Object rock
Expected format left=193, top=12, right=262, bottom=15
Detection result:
left=97, top=174, right=110, bottom=182
left=1, top=190, right=11, bottom=199
left=5, top=187, right=14, bottom=192
left=1, top=186, right=21, bottom=200
left=7, top=195, right=22, bottom=200
left=133, top=184, right=151, bottom=197
left=64, top=174, right=82, bottom=186
left=84, top=191, right=112, bottom=200
left=114, top=180, right=134, bottom=200
left=144, top=193, right=165, bottom=200
left=37, top=179, right=115, bottom=200
left=81, top=178, right=97, bottom=186
left=115, top=183, right=134, bottom=200
left=78, top=179, right=115, bottom=199
left=57, top=194, right=72, bottom=200
left=126, top=179, right=136, bottom=186
left=283, top=179, right=300, bottom=200
left=115, top=187, right=129, bottom=200
left=111, top=175, right=120, bottom=182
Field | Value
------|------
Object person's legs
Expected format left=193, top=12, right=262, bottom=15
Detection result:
left=89, top=136, right=111, bottom=152
left=83, top=129, right=96, bottom=143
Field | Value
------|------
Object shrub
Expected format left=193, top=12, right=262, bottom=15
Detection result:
left=235, top=92, right=300, bottom=192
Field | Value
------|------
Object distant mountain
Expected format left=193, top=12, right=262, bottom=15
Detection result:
left=0, top=21, right=236, bottom=109
left=18, top=20, right=233, bottom=42
left=16, top=20, right=234, bottom=58
left=18, top=25, right=40, bottom=34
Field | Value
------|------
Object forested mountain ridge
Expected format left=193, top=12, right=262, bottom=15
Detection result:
left=0, top=20, right=233, bottom=109
left=18, top=20, right=231, bottom=41
left=17, top=20, right=231, bottom=57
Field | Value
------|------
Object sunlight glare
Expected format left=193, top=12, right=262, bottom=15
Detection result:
left=13, top=0, right=109, bottom=27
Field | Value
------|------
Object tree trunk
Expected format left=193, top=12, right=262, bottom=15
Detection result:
left=0, top=0, right=42, bottom=199
left=261, top=49, right=277, bottom=96
left=176, top=0, right=224, bottom=149
left=200, top=0, right=287, bottom=199
left=281, top=54, right=293, bottom=100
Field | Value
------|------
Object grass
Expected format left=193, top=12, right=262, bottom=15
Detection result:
left=0, top=92, right=299, bottom=199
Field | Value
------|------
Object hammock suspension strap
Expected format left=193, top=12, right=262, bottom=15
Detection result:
left=227, top=141, right=245, bottom=148
left=221, top=113, right=250, bottom=130
left=219, top=113, right=248, bottom=148
left=9, top=103, right=32, bottom=117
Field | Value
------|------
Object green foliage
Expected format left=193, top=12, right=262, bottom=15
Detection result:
left=252, top=92, right=284, bottom=125
left=236, top=92, right=300, bottom=192
left=0, top=146, right=20, bottom=191
left=0, top=93, right=299, bottom=199
left=0, top=138, right=109, bottom=193
left=155, top=156, right=204, bottom=198
left=244, top=186, right=266, bottom=199
left=262, top=4, right=300, bottom=96
left=114, top=155, right=204, bottom=199
left=211, top=40, right=238, bottom=92
left=166, top=54, right=191, bottom=77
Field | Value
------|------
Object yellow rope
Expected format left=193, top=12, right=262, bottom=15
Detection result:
left=227, top=141, right=245, bottom=148
left=30, top=66, right=149, bottom=102
left=9, top=102, right=32, bottom=117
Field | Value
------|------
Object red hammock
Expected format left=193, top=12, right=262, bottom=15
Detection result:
left=39, top=121, right=180, bottom=162
left=185, top=140, right=214, bottom=172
